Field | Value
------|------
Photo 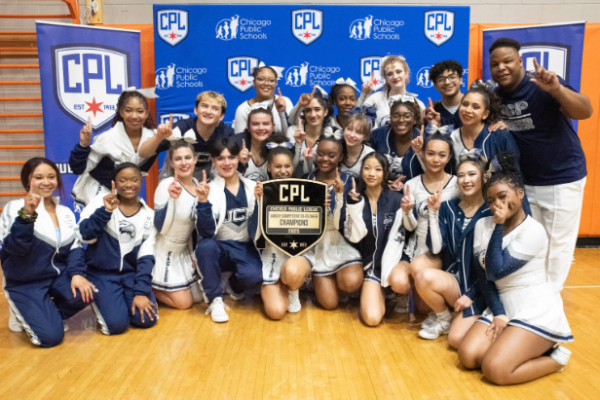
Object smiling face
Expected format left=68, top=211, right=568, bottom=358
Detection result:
left=29, top=163, right=58, bottom=199
left=253, top=68, right=277, bottom=99
left=315, top=140, right=342, bottom=174
left=486, top=180, right=524, bottom=220
left=459, top=92, right=490, bottom=127
left=248, top=112, right=274, bottom=143
left=384, top=61, right=408, bottom=91
left=361, top=156, right=384, bottom=188
left=344, top=121, right=366, bottom=148
left=119, top=96, right=149, bottom=132
left=170, top=146, right=197, bottom=179
left=195, top=97, right=224, bottom=126
left=304, top=98, right=328, bottom=128
left=423, top=139, right=451, bottom=174
left=212, top=148, right=239, bottom=179
left=433, top=69, right=462, bottom=98
left=268, top=153, right=294, bottom=179
left=390, top=104, right=416, bottom=137
left=457, top=161, right=482, bottom=198
left=490, top=46, right=523, bottom=91
left=334, top=86, right=357, bottom=116
left=114, top=167, right=142, bottom=200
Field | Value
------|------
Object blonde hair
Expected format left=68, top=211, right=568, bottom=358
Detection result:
left=345, top=114, right=371, bottom=142
left=195, top=91, right=227, bottom=114
left=381, top=55, right=410, bottom=92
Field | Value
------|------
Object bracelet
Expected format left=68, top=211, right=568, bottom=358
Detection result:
left=18, top=207, right=38, bottom=223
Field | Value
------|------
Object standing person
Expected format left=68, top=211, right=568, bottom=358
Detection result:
left=233, top=65, right=293, bottom=134
left=69, top=90, right=157, bottom=208
left=77, top=163, right=158, bottom=336
left=489, top=38, right=592, bottom=292
left=1, top=158, right=94, bottom=347
left=425, top=60, right=465, bottom=128
left=195, top=138, right=262, bottom=323
left=415, top=154, right=491, bottom=343
left=340, top=113, right=375, bottom=179
left=358, top=55, right=425, bottom=126
left=304, top=138, right=364, bottom=310
left=234, top=106, right=276, bottom=182
left=152, top=141, right=203, bottom=310
left=343, top=153, right=406, bottom=326
left=138, top=91, right=234, bottom=181
left=458, top=154, right=573, bottom=385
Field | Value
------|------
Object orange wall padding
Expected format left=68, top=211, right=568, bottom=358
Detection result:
left=103, top=23, right=600, bottom=236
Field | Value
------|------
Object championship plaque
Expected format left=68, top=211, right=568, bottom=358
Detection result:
left=260, top=179, right=328, bottom=257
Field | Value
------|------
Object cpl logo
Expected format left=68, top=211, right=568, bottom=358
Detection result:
left=520, top=44, right=569, bottom=82
left=291, top=9, right=323, bottom=45
left=53, top=45, right=128, bottom=130
left=285, top=62, right=309, bottom=87
left=227, top=56, right=259, bottom=92
left=424, top=10, right=454, bottom=46
left=359, top=56, right=384, bottom=92
left=349, top=15, right=373, bottom=40
left=416, top=66, right=434, bottom=89
left=156, top=9, right=188, bottom=46
left=160, top=113, right=190, bottom=124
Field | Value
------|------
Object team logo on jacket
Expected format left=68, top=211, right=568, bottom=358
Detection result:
left=156, top=9, right=188, bottom=46
left=520, top=44, right=569, bottom=82
left=424, top=10, right=454, bottom=46
left=359, top=56, right=384, bottom=91
left=349, top=15, right=403, bottom=40
left=159, top=113, right=190, bottom=124
left=227, top=56, right=259, bottom=92
left=291, top=9, right=323, bottom=45
left=119, top=220, right=136, bottom=243
left=416, top=66, right=434, bottom=89
left=53, top=45, right=129, bottom=130
left=215, top=15, right=270, bottom=40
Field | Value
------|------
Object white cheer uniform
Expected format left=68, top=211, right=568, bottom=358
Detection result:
left=357, top=91, right=425, bottom=126
left=233, top=97, right=294, bottom=134
left=340, top=144, right=375, bottom=178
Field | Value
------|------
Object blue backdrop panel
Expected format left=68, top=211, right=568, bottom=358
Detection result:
left=37, top=22, right=142, bottom=209
left=482, top=23, right=585, bottom=131
left=153, top=5, right=470, bottom=131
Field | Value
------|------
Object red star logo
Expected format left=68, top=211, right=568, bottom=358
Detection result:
left=435, top=32, right=443, bottom=40
left=303, top=31, right=311, bottom=39
left=373, top=78, right=379, bottom=85
left=85, top=97, right=104, bottom=117
left=239, top=79, right=247, bottom=86
left=169, top=32, right=177, bottom=40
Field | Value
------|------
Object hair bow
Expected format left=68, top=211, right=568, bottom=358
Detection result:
left=425, top=122, right=453, bottom=136
left=388, top=94, right=416, bottom=106
left=334, top=77, right=359, bottom=92
left=167, top=128, right=197, bottom=144
left=250, top=100, right=273, bottom=111
left=266, top=141, right=294, bottom=150
left=123, top=86, right=159, bottom=99
left=346, top=106, right=377, bottom=124
left=323, top=126, right=343, bottom=141
left=470, top=79, right=498, bottom=94
left=485, top=156, right=502, bottom=180
left=459, top=148, right=483, bottom=162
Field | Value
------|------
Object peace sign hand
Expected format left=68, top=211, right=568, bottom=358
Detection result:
left=425, top=98, right=441, bottom=126
left=239, top=139, right=250, bottom=165
left=411, top=125, right=425, bottom=154
left=298, top=86, right=317, bottom=108
left=401, top=185, right=414, bottom=213
left=348, top=177, right=361, bottom=202
left=361, top=71, right=375, bottom=96
left=294, top=116, right=306, bottom=144
left=254, top=181, right=264, bottom=201
left=157, top=114, right=173, bottom=140
left=387, top=175, right=405, bottom=192
left=195, top=170, right=210, bottom=203
left=333, top=168, right=344, bottom=194
left=103, top=181, right=120, bottom=212
left=530, top=58, right=561, bottom=95
left=275, top=88, right=287, bottom=112
left=168, top=171, right=182, bottom=199
left=427, top=182, right=444, bottom=211
left=80, top=116, right=93, bottom=147
left=23, top=191, right=41, bottom=216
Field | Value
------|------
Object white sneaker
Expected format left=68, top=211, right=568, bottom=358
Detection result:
left=421, top=312, right=437, bottom=329
left=206, top=297, right=230, bottom=323
left=225, top=280, right=245, bottom=301
left=63, top=321, right=69, bottom=332
left=418, top=319, right=451, bottom=340
left=288, top=290, right=301, bottom=313
left=8, top=307, right=23, bottom=332
left=338, top=291, right=350, bottom=303
left=395, top=294, right=409, bottom=313
left=550, top=345, right=572, bottom=371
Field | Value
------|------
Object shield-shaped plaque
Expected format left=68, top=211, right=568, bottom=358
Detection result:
left=260, top=179, right=327, bottom=257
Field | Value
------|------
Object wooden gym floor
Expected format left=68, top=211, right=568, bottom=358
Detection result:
left=1, top=249, right=599, bottom=400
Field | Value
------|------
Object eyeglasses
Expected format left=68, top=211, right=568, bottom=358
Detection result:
left=255, top=77, right=277, bottom=85
left=391, top=112, right=414, bottom=122
left=435, top=74, right=459, bottom=84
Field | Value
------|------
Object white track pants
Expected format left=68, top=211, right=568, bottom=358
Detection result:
left=525, top=177, right=586, bottom=292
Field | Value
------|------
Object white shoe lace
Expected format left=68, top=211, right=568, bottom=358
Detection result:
left=206, top=298, right=230, bottom=315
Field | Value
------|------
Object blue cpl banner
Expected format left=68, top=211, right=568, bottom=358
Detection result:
left=36, top=22, right=142, bottom=209
left=153, top=4, right=470, bottom=129
left=482, top=22, right=585, bottom=130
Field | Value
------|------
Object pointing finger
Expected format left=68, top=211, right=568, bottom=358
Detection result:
left=311, top=85, right=317, bottom=97
left=87, top=116, right=92, bottom=128
left=420, top=125, right=424, bottom=138
left=371, top=70, right=375, bottom=83
left=352, top=177, right=356, bottom=192
left=169, top=113, right=173, bottom=128
left=111, top=180, right=116, bottom=194
left=532, top=57, right=540, bottom=71
left=406, top=184, right=410, bottom=197
left=174, top=170, right=178, bottom=182
left=242, top=139, right=246, bottom=150
left=428, top=97, right=433, bottom=108
left=202, top=169, right=207, bottom=183
left=278, top=88, right=282, bottom=98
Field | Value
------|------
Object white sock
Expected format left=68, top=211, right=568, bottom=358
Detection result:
left=550, top=346, right=572, bottom=366
left=436, top=308, right=452, bottom=322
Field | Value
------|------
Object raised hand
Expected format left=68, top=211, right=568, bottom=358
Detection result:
left=195, top=170, right=210, bottom=203
left=333, top=168, right=344, bottom=194
left=293, top=116, right=306, bottom=145
left=254, top=181, right=264, bottom=201
left=425, top=98, right=441, bottom=126
left=427, top=182, right=444, bottom=211
left=302, top=144, right=314, bottom=160
left=361, top=71, right=375, bottom=96
left=491, top=199, right=509, bottom=225
left=401, top=185, right=414, bottom=213
left=411, top=125, right=424, bottom=154
left=168, top=170, right=182, bottom=199
left=275, top=88, right=287, bottom=112
left=80, top=116, right=93, bottom=147
left=348, top=177, right=361, bottom=202
left=23, top=191, right=41, bottom=216
left=103, top=181, right=120, bottom=212
left=131, top=295, right=158, bottom=324
left=71, top=275, right=98, bottom=303
left=530, top=57, right=561, bottom=95
left=453, top=295, right=473, bottom=313
left=157, top=113, right=173, bottom=140
left=387, top=175, right=405, bottom=192
left=239, top=139, right=250, bottom=165
left=298, top=85, right=317, bottom=108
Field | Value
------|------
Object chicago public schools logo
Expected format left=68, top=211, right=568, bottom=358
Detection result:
left=227, top=56, right=259, bottom=92
left=53, top=45, right=128, bottom=130
left=349, top=15, right=373, bottom=40
left=360, top=56, right=384, bottom=92
left=216, top=15, right=240, bottom=40
left=520, top=44, right=569, bottom=83
left=424, top=10, right=454, bottom=46
left=417, top=66, right=434, bottom=89
left=292, top=9, right=323, bottom=45
left=285, top=62, right=309, bottom=87
left=156, top=64, right=175, bottom=89
left=157, top=9, right=188, bottom=46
